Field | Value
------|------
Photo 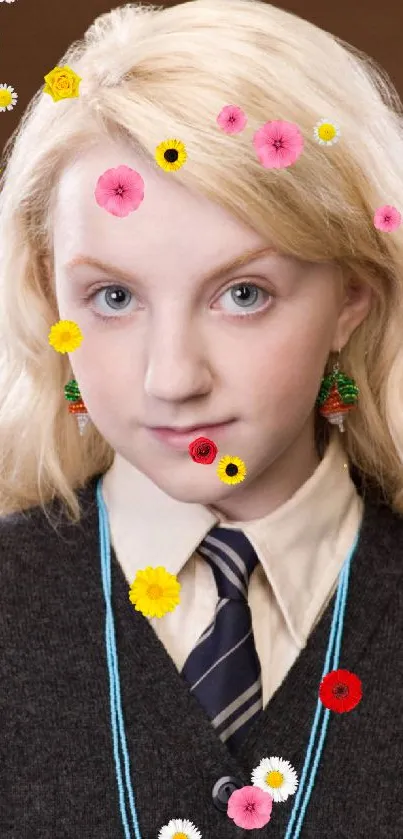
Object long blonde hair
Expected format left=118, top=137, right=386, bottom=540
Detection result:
left=1, top=0, right=403, bottom=523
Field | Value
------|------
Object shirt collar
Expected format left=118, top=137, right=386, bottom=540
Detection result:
left=102, top=431, right=363, bottom=646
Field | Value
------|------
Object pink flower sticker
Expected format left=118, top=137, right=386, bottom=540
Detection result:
left=373, top=204, right=401, bottom=233
left=94, top=165, right=145, bottom=217
left=227, top=785, right=273, bottom=830
left=253, top=120, right=304, bottom=169
left=217, top=104, right=248, bottom=135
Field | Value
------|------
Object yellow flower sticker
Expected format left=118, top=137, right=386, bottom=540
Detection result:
left=48, top=320, right=83, bottom=354
left=43, top=66, right=82, bottom=102
left=155, top=139, right=187, bottom=172
left=129, top=566, right=181, bottom=618
left=217, top=455, right=247, bottom=485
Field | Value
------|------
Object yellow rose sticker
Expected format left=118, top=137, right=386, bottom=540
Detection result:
left=43, top=66, right=82, bottom=102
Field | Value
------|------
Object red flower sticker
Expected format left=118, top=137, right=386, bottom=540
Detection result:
left=319, top=668, right=362, bottom=713
left=188, top=436, right=218, bottom=464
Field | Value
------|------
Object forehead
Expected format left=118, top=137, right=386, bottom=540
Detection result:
left=52, top=137, right=266, bottom=267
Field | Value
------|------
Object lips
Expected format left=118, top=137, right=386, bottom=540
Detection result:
left=150, top=421, right=231, bottom=432
left=146, top=420, right=235, bottom=450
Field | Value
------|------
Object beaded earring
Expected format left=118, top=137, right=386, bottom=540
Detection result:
left=316, top=350, right=359, bottom=433
left=64, top=379, right=90, bottom=435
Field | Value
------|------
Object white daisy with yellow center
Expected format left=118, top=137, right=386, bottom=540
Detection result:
left=251, top=755, right=299, bottom=803
left=313, top=119, right=340, bottom=146
left=157, top=817, right=202, bottom=839
left=0, top=84, right=18, bottom=112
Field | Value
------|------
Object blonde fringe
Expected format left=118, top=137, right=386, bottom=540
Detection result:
left=1, top=0, right=403, bottom=525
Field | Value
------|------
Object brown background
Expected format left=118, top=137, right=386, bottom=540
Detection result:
left=0, top=0, right=402, bottom=155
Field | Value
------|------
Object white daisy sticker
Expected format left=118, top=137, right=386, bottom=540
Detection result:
left=251, top=755, right=299, bottom=803
left=0, top=84, right=18, bottom=112
left=313, top=119, right=340, bottom=146
left=157, top=817, right=202, bottom=839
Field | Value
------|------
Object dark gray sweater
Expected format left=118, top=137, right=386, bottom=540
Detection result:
left=1, top=473, right=403, bottom=839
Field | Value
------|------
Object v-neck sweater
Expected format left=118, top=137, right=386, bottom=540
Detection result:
left=101, top=432, right=364, bottom=708
left=1, top=474, right=403, bottom=839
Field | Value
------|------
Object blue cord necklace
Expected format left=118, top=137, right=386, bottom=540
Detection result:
left=96, top=477, right=360, bottom=839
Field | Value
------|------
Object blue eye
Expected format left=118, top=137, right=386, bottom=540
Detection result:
left=219, top=283, right=270, bottom=314
left=90, top=285, right=136, bottom=316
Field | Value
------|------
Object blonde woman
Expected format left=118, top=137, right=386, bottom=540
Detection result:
left=0, top=1, right=402, bottom=836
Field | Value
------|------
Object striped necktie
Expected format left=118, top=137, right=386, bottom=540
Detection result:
left=181, top=526, right=263, bottom=754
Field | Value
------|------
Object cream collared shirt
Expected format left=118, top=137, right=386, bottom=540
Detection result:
left=102, top=432, right=364, bottom=707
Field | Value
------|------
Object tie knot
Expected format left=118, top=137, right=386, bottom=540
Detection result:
left=197, top=526, right=259, bottom=601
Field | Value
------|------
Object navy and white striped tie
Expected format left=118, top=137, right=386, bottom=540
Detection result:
left=181, top=526, right=263, bottom=754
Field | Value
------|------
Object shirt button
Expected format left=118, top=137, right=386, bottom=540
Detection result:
left=212, top=776, right=244, bottom=812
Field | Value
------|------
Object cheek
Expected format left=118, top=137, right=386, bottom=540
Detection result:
left=231, top=323, right=329, bottom=416
left=67, top=340, right=138, bottom=417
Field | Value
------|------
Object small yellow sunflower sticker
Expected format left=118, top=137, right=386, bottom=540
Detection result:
left=43, top=66, right=82, bottom=103
left=313, top=119, right=340, bottom=146
left=129, top=566, right=181, bottom=618
left=48, top=320, right=83, bottom=354
left=217, top=455, right=247, bottom=485
left=155, top=139, right=187, bottom=172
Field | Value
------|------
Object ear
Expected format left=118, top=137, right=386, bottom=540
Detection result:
left=331, top=277, right=373, bottom=352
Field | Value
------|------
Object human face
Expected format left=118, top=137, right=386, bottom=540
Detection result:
left=52, top=138, right=368, bottom=520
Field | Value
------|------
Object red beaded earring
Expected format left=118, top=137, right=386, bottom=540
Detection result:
left=316, top=350, right=359, bottom=433
left=64, top=379, right=90, bottom=435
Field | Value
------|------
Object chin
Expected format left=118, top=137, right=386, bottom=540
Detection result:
left=151, top=472, right=246, bottom=505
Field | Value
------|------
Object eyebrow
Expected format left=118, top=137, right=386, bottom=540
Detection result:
left=64, top=246, right=277, bottom=286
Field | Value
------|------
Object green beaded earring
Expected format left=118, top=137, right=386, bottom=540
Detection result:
left=316, top=351, right=359, bottom=433
left=64, top=379, right=90, bottom=435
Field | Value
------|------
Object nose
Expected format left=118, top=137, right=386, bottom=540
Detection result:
left=144, top=321, right=213, bottom=402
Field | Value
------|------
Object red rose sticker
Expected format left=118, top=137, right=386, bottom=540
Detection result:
left=188, top=436, right=218, bottom=464
left=319, top=669, right=363, bottom=713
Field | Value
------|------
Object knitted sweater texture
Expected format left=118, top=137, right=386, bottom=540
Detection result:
left=1, top=474, right=403, bottom=839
